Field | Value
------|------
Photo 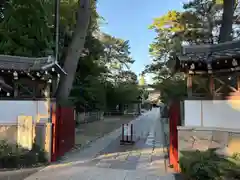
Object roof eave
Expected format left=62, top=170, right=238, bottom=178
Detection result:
left=41, top=62, right=67, bottom=75
left=182, top=40, right=240, bottom=54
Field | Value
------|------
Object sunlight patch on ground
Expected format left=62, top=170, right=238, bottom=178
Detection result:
left=39, top=162, right=74, bottom=172
left=226, top=92, right=240, bottom=111
left=41, top=158, right=95, bottom=171
left=97, top=152, right=119, bottom=159
left=227, top=99, right=240, bottom=111
left=140, top=148, right=153, bottom=154
left=152, top=147, right=165, bottom=154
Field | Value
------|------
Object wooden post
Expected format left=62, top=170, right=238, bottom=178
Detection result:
left=51, top=103, right=57, bottom=162
left=187, top=74, right=193, bottom=97
left=51, top=77, right=58, bottom=97
left=14, top=82, right=18, bottom=97
left=45, top=84, right=51, bottom=123
left=180, top=101, right=184, bottom=126
left=209, top=75, right=215, bottom=97
left=126, top=124, right=129, bottom=141
left=237, top=75, right=240, bottom=91
left=200, top=101, right=203, bottom=127
left=121, top=124, right=124, bottom=142
left=130, top=124, right=133, bottom=142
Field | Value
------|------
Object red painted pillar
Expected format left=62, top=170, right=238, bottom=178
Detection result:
left=169, top=101, right=180, bottom=172
left=51, top=103, right=58, bottom=162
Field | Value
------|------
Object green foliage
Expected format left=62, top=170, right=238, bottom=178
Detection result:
left=142, top=90, right=149, bottom=100
left=152, top=73, right=186, bottom=103
left=180, top=149, right=240, bottom=180
left=71, top=31, right=139, bottom=111
left=105, top=82, right=141, bottom=109
left=0, top=0, right=54, bottom=56
left=100, top=33, right=135, bottom=68
left=144, top=0, right=240, bottom=103
left=0, top=0, right=139, bottom=110
left=149, top=10, right=184, bottom=32
left=0, top=140, right=47, bottom=169
left=232, top=152, right=240, bottom=161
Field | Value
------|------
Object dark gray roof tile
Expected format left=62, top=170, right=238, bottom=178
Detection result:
left=179, top=41, right=240, bottom=62
left=0, top=55, right=66, bottom=74
left=0, top=55, right=53, bottom=71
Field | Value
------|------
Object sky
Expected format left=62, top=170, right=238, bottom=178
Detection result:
left=97, top=0, right=187, bottom=84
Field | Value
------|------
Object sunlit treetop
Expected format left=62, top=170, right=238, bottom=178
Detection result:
left=149, top=10, right=185, bottom=33
left=138, top=75, right=145, bottom=86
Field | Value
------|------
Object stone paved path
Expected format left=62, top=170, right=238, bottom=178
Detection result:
left=24, top=108, right=175, bottom=180
left=74, top=115, right=136, bottom=150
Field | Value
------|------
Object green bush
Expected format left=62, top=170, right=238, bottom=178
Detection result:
left=232, top=153, right=240, bottom=161
left=0, top=140, right=14, bottom=156
left=0, top=140, right=47, bottom=169
left=179, top=149, right=240, bottom=180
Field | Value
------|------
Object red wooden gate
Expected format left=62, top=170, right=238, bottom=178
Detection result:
left=51, top=104, right=75, bottom=162
left=169, top=101, right=180, bottom=172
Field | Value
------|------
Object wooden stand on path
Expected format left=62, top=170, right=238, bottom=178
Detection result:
left=120, top=123, right=135, bottom=145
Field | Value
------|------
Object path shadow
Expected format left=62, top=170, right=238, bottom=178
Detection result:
left=71, top=134, right=168, bottom=172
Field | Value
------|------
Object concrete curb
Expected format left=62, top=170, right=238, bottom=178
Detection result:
left=0, top=167, right=43, bottom=180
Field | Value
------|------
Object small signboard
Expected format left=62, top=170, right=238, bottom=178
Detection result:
left=120, top=123, right=135, bottom=145
left=123, top=124, right=131, bottom=136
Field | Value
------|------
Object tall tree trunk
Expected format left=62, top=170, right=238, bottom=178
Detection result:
left=218, top=0, right=235, bottom=98
left=219, top=0, right=235, bottom=42
left=56, top=0, right=91, bottom=102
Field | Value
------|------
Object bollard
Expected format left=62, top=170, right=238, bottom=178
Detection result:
left=120, top=123, right=135, bottom=145
left=121, top=124, right=124, bottom=142
left=130, top=124, right=133, bottom=142
left=126, top=124, right=128, bottom=142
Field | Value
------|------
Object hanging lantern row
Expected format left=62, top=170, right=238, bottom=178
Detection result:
left=0, top=88, right=11, bottom=96
left=181, top=58, right=239, bottom=70
left=4, top=68, right=61, bottom=82
left=1, top=67, right=55, bottom=73
left=1, top=67, right=60, bottom=77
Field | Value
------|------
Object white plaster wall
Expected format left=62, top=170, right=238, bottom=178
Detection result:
left=184, top=100, right=240, bottom=129
left=184, top=100, right=202, bottom=126
left=202, top=100, right=240, bottom=129
left=0, top=100, right=49, bottom=124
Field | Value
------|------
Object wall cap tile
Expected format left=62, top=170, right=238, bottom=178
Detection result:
left=178, top=126, right=240, bottom=133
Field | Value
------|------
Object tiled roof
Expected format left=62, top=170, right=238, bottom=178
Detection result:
left=0, top=55, right=66, bottom=74
left=178, top=40, right=240, bottom=62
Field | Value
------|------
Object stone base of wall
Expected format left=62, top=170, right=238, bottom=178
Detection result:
left=178, top=126, right=240, bottom=157
left=0, top=124, right=17, bottom=144
left=0, top=123, right=52, bottom=162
